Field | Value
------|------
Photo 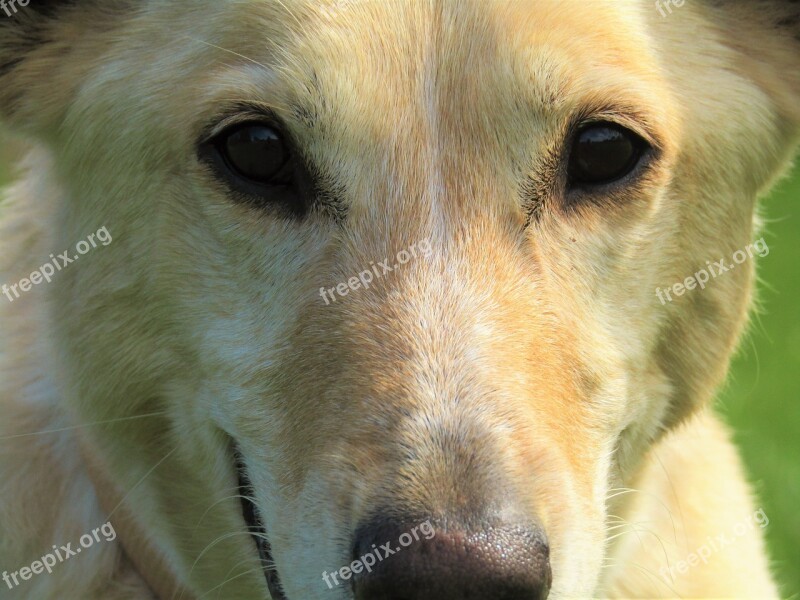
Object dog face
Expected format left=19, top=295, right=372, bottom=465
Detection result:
left=1, top=1, right=798, bottom=598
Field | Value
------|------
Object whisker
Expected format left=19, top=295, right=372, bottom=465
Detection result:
left=108, top=445, right=178, bottom=519
left=193, top=494, right=255, bottom=531
left=183, top=37, right=271, bottom=71
left=179, top=530, right=269, bottom=600
left=197, top=565, right=265, bottom=600
left=0, top=411, right=167, bottom=441
left=272, top=0, right=305, bottom=29
left=605, top=484, right=680, bottom=548
left=214, top=559, right=266, bottom=600
left=605, top=513, right=674, bottom=574
left=600, top=558, right=682, bottom=598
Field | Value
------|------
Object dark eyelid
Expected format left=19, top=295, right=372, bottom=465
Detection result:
left=197, top=103, right=284, bottom=146
left=567, top=104, right=663, bottom=155
left=197, top=107, right=309, bottom=179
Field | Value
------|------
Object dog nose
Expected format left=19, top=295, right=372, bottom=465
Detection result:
left=351, top=519, right=551, bottom=600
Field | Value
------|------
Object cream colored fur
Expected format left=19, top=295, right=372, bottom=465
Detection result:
left=0, top=1, right=798, bottom=598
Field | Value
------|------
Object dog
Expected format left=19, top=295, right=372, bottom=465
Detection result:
left=0, top=1, right=797, bottom=598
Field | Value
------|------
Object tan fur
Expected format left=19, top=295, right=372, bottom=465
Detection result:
left=0, top=1, right=797, bottom=598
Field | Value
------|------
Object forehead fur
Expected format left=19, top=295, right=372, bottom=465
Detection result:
left=4, top=0, right=795, bottom=189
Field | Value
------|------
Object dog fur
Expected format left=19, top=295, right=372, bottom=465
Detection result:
left=0, top=1, right=798, bottom=598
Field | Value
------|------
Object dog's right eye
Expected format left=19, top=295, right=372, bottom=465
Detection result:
left=216, top=124, right=293, bottom=185
left=200, top=121, right=308, bottom=214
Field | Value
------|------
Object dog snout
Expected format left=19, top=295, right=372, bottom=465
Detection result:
left=351, top=518, right=552, bottom=600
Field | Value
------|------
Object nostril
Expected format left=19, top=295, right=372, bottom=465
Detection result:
left=351, top=518, right=551, bottom=600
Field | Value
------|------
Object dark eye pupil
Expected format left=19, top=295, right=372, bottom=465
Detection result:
left=223, top=125, right=291, bottom=183
left=568, top=124, right=643, bottom=185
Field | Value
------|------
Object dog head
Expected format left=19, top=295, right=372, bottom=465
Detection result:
left=1, top=1, right=798, bottom=598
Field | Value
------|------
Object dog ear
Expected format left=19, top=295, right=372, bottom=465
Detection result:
left=0, top=1, right=114, bottom=131
left=705, top=0, right=800, bottom=132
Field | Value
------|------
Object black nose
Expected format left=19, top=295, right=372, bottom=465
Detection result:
left=351, top=518, right=551, bottom=600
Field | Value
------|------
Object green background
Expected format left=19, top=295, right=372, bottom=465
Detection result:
left=715, top=164, right=800, bottom=598
left=0, top=139, right=798, bottom=595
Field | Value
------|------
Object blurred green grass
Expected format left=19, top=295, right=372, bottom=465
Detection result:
left=716, top=162, right=800, bottom=597
left=0, top=138, right=798, bottom=594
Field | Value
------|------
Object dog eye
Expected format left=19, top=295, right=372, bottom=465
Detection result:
left=199, top=121, right=310, bottom=214
left=567, top=123, right=648, bottom=186
left=215, top=123, right=293, bottom=185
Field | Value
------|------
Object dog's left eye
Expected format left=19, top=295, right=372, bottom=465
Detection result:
left=567, top=123, right=649, bottom=187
